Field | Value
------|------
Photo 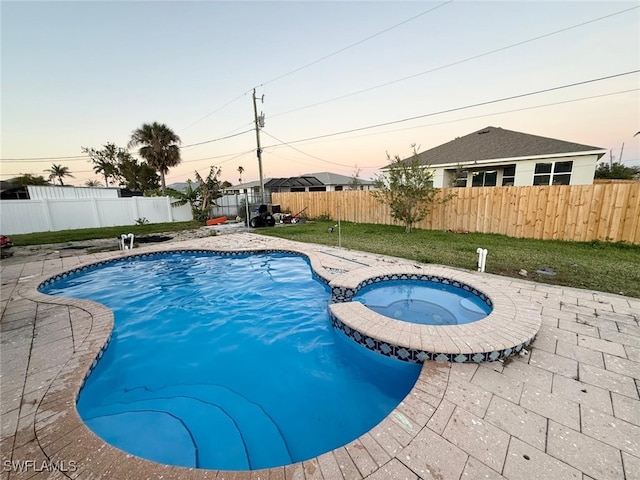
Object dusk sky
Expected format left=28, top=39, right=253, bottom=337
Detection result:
left=2, top=1, right=638, bottom=187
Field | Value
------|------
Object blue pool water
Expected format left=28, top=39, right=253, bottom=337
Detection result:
left=40, top=252, right=420, bottom=470
left=353, top=279, right=492, bottom=325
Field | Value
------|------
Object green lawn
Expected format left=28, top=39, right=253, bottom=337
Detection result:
left=257, top=221, right=640, bottom=298
left=6, top=220, right=639, bottom=297
left=7, top=221, right=203, bottom=246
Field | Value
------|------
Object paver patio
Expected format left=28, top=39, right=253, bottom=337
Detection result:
left=1, top=232, right=638, bottom=480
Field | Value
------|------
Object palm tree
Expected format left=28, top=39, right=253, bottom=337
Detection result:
left=92, top=159, right=116, bottom=186
left=128, top=122, right=181, bottom=194
left=44, top=164, right=74, bottom=185
left=85, top=179, right=102, bottom=187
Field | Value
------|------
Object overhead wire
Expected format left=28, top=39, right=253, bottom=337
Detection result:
left=262, top=70, right=640, bottom=148
left=180, top=129, right=254, bottom=148
left=284, top=89, right=640, bottom=148
left=178, top=90, right=252, bottom=132
left=261, top=130, right=364, bottom=168
left=268, top=5, right=640, bottom=119
left=175, top=3, right=453, bottom=135
left=258, top=0, right=453, bottom=87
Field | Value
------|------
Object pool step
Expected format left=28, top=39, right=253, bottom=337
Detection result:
left=80, top=383, right=292, bottom=470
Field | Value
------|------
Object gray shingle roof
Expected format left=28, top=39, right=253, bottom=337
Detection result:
left=264, top=176, right=325, bottom=188
left=302, top=172, right=374, bottom=185
left=411, top=127, right=605, bottom=166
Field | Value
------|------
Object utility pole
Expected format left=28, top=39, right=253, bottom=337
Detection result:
left=252, top=88, right=265, bottom=204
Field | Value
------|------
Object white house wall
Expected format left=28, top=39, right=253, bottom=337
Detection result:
left=513, top=155, right=598, bottom=186
left=429, top=154, right=598, bottom=188
left=0, top=197, right=193, bottom=235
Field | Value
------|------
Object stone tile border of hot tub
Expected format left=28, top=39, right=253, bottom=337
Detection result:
left=327, top=264, right=542, bottom=363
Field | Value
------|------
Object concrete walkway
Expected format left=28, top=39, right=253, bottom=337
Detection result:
left=1, top=233, right=638, bottom=480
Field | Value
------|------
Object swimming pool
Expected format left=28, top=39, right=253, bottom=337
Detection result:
left=40, top=251, right=420, bottom=470
left=353, top=279, right=492, bottom=325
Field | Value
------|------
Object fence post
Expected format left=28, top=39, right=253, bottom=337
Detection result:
left=90, top=198, right=101, bottom=228
left=166, top=196, right=174, bottom=222
left=41, top=199, right=54, bottom=231
left=132, top=197, right=140, bottom=222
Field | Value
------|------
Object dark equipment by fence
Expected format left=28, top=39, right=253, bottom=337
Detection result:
left=249, top=204, right=276, bottom=228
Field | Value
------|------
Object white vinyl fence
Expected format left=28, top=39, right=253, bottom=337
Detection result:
left=0, top=197, right=193, bottom=235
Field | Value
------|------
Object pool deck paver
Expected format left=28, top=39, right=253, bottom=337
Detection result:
left=1, top=232, right=639, bottom=480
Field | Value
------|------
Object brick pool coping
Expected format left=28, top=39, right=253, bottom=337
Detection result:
left=3, top=232, right=637, bottom=480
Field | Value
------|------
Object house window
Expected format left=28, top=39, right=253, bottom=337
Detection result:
left=309, top=186, right=327, bottom=192
left=291, top=187, right=305, bottom=192
left=471, top=170, right=497, bottom=187
left=335, top=185, right=343, bottom=191
left=452, top=169, right=468, bottom=187
left=502, top=165, right=516, bottom=186
left=533, top=161, right=573, bottom=185
left=552, top=161, right=573, bottom=185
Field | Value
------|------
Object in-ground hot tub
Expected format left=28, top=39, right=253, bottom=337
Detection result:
left=353, top=278, right=492, bottom=326
left=328, top=266, right=539, bottom=363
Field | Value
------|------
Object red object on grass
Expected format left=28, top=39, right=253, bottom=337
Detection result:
left=206, top=216, right=227, bottom=226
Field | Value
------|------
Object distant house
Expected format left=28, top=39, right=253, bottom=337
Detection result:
left=224, top=172, right=374, bottom=201
left=404, top=127, right=606, bottom=188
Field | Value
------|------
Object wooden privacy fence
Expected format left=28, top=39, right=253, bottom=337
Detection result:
left=273, top=183, right=640, bottom=244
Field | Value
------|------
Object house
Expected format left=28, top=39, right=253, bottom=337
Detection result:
left=300, top=172, right=375, bottom=191
left=405, top=127, right=606, bottom=188
left=224, top=172, right=374, bottom=201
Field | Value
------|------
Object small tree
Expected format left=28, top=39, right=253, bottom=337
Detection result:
left=371, top=148, right=450, bottom=233
left=85, top=179, right=102, bottom=187
left=594, top=162, right=639, bottom=180
left=168, top=166, right=224, bottom=222
left=82, top=143, right=122, bottom=186
left=349, top=165, right=363, bottom=190
left=117, top=155, right=160, bottom=192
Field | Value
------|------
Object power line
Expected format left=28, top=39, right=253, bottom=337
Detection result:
left=181, top=149, right=256, bottom=165
left=261, top=130, right=359, bottom=168
left=262, top=70, right=640, bottom=148
left=178, top=90, right=252, bottom=132
left=259, top=1, right=453, bottom=87
left=288, top=89, right=640, bottom=148
left=0, top=129, right=254, bottom=162
left=177, top=4, right=453, bottom=134
left=269, top=5, right=640, bottom=119
left=0, top=154, right=90, bottom=162
left=181, top=129, right=254, bottom=148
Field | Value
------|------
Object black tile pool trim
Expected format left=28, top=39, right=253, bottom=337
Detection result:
left=328, top=309, right=533, bottom=364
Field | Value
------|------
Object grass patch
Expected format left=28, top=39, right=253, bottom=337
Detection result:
left=8, top=221, right=204, bottom=246
left=258, top=221, right=640, bottom=298
left=8, top=219, right=639, bottom=297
